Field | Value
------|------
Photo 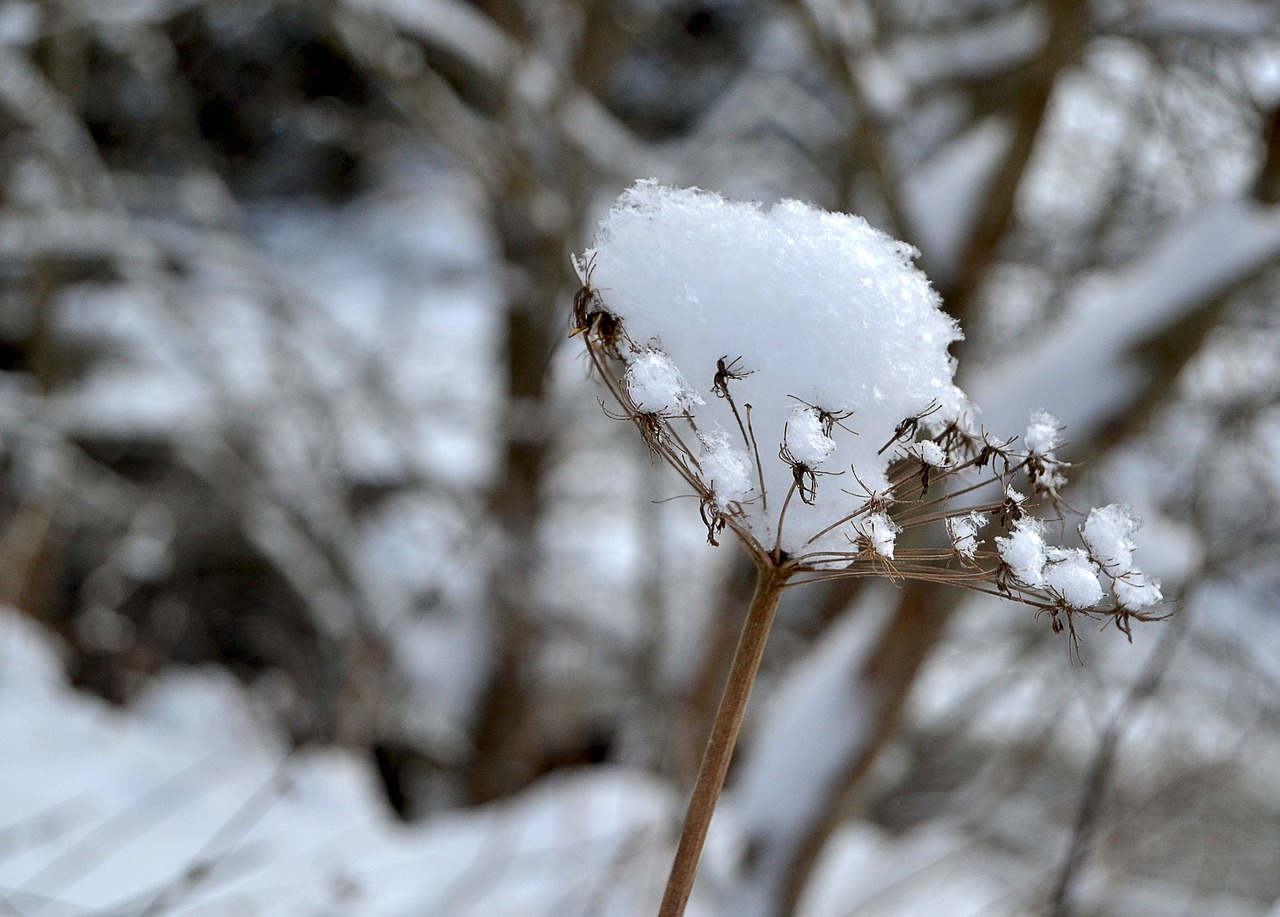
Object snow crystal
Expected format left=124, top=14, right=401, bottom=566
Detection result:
left=1043, top=547, right=1104, bottom=609
left=1114, top=570, right=1164, bottom=611
left=1081, top=503, right=1141, bottom=571
left=624, top=348, right=702, bottom=414
left=856, top=512, right=899, bottom=559
left=784, top=405, right=837, bottom=467
left=995, top=518, right=1046, bottom=586
left=945, top=511, right=987, bottom=559
left=699, top=428, right=754, bottom=507
left=1024, top=410, right=1062, bottom=455
left=582, top=180, right=965, bottom=552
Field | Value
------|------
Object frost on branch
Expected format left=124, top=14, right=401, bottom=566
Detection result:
left=574, top=180, right=1167, bottom=649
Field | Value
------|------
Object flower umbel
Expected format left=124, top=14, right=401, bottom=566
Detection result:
left=574, top=181, right=1163, bottom=642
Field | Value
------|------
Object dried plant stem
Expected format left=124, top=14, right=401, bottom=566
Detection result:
left=659, top=561, right=791, bottom=917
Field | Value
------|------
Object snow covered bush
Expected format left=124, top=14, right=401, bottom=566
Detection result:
left=573, top=180, right=1167, bottom=917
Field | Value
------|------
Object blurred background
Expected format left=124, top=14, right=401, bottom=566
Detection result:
left=2, top=0, right=1280, bottom=914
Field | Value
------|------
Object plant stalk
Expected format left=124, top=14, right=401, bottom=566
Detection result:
left=658, top=561, right=790, bottom=917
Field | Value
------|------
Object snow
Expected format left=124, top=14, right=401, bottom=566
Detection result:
left=0, top=2, right=38, bottom=46
left=9, top=10, right=1280, bottom=916
left=625, top=348, right=703, bottom=414
left=901, top=118, right=1014, bottom=287
left=946, top=511, right=988, bottom=559
left=0, top=607, right=693, bottom=917
left=1113, top=570, right=1164, bottom=611
left=997, top=524, right=1106, bottom=608
left=1024, top=410, right=1062, bottom=456
left=917, top=439, right=948, bottom=467
left=1179, top=326, right=1280, bottom=406
left=1042, top=547, right=1105, bottom=609
left=995, top=518, right=1047, bottom=587
left=1118, top=0, right=1280, bottom=41
left=1081, top=503, right=1142, bottom=572
left=802, top=820, right=1012, bottom=917
left=784, top=405, right=838, bottom=467
left=1080, top=503, right=1164, bottom=610
left=698, top=428, right=755, bottom=508
left=889, top=4, right=1049, bottom=89
left=581, top=180, right=966, bottom=553
left=730, top=591, right=887, bottom=917
left=347, top=0, right=515, bottom=85
left=577, top=182, right=1168, bottom=604
left=969, top=199, right=1280, bottom=440
left=855, top=512, right=900, bottom=559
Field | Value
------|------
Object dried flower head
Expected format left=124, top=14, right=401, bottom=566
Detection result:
left=573, top=181, right=1166, bottom=650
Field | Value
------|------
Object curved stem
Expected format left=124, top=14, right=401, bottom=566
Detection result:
left=658, top=562, right=791, bottom=917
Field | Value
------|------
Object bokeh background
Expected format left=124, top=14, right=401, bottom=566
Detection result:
left=3, top=0, right=1280, bottom=914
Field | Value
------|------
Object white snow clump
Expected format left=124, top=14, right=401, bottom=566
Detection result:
left=917, top=440, right=948, bottom=467
left=855, top=512, right=899, bottom=559
left=624, top=348, right=703, bottom=414
left=784, top=405, right=837, bottom=467
left=1081, top=503, right=1141, bottom=570
left=995, top=518, right=1047, bottom=587
left=1024, top=410, right=1062, bottom=455
left=579, top=180, right=965, bottom=552
left=946, top=511, right=987, bottom=559
left=698, top=428, right=755, bottom=509
left=1043, top=547, right=1104, bottom=609
left=1081, top=503, right=1163, bottom=610
left=998, top=521, right=1108, bottom=608
left=1114, top=571, right=1163, bottom=611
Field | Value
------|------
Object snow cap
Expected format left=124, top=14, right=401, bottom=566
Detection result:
left=583, top=180, right=966, bottom=551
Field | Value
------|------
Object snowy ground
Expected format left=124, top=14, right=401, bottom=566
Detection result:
left=2, top=605, right=1036, bottom=917
left=0, top=607, right=686, bottom=917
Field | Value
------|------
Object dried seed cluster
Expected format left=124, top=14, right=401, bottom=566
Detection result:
left=573, top=272, right=1165, bottom=656
left=573, top=182, right=1165, bottom=655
